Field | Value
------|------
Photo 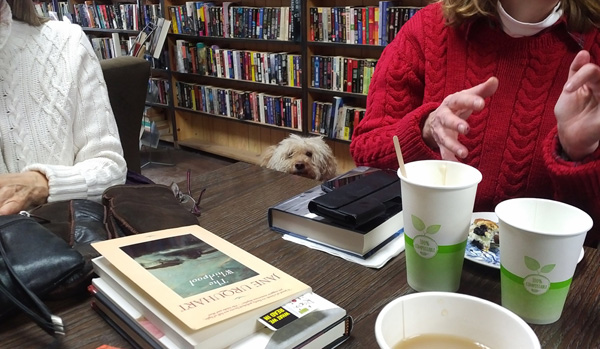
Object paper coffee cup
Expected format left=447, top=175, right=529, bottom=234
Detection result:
left=375, top=292, right=540, bottom=349
left=495, top=198, right=592, bottom=324
left=399, top=160, right=482, bottom=292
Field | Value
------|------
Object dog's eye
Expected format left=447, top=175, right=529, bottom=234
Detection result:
left=306, top=151, right=312, bottom=157
left=287, top=152, right=293, bottom=159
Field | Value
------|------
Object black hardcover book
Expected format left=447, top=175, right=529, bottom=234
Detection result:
left=312, top=7, right=319, bottom=41
left=281, top=53, right=288, bottom=86
left=268, top=168, right=403, bottom=258
left=252, top=8, right=259, bottom=39
left=351, top=60, right=358, bottom=94
left=342, top=58, right=348, bottom=91
left=326, top=57, right=333, bottom=90
left=264, top=7, right=271, bottom=39
left=358, top=59, right=364, bottom=94
left=393, top=7, right=401, bottom=40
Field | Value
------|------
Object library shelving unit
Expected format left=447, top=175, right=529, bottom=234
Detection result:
left=68, top=0, right=176, bottom=143
left=162, top=0, right=304, bottom=166
left=305, top=0, right=426, bottom=172
left=71, top=0, right=150, bottom=57
left=141, top=0, right=428, bottom=172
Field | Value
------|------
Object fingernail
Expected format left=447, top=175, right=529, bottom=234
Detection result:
left=458, top=125, right=465, bottom=133
left=474, top=100, right=483, bottom=109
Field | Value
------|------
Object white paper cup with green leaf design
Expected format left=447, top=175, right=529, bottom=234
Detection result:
left=495, top=198, right=592, bottom=324
left=398, top=160, right=482, bottom=292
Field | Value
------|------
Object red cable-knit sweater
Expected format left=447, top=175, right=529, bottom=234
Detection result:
left=350, top=3, right=600, bottom=246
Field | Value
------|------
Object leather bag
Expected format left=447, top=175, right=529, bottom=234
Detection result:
left=28, top=199, right=109, bottom=298
left=0, top=214, right=85, bottom=335
left=102, top=184, right=199, bottom=237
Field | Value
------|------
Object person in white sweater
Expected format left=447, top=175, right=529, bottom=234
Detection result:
left=0, top=0, right=127, bottom=214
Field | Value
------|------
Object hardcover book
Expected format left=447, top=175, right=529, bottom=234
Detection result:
left=90, top=276, right=352, bottom=349
left=267, top=171, right=403, bottom=258
left=91, top=225, right=311, bottom=334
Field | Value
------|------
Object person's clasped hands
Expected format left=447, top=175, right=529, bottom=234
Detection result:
left=423, top=50, right=600, bottom=162
left=0, top=172, right=49, bottom=215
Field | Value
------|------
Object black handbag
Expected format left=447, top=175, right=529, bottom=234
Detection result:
left=28, top=199, right=109, bottom=298
left=0, top=213, right=85, bottom=336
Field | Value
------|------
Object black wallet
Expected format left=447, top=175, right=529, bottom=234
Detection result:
left=308, top=169, right=402, bottom=227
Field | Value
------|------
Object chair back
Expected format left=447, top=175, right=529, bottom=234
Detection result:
left=100, top=56, right=151, bottom=174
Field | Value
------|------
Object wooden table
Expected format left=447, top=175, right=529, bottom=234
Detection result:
left=1, top=162, right=599, bottom=348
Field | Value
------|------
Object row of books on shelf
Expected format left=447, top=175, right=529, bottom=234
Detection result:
left=126, top=16, right=172, bottom=60
left=147, top=78, right=171, bottom=106
left=311, top=98, right=365, bottom=141
left=73, top=2, right=151, bottom=31
left=175, top=40, right=301, bottom=87
left=33, top=0, right=69, bottom=20
left=142, top=109, right=171, bottom=138
left=175, top=81, right=303, bottom=130
left=88, top=33, right=169, bottom=62
left=89, top=33, right=131, bottom=60
left=309, top=3, right=421, bottom=46
left=312, top=55, right=377, bottom=95
left=89, top=225, right=352, bottom=349
left=170, top=3, right=299, bottom=41
left=144, top=52, right=170, bottom=70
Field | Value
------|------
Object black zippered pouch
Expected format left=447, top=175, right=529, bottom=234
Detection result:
left=308, top=169, right=402, bottom=228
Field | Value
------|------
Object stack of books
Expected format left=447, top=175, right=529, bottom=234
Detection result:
left=268, top=167, right=404, bottom=259
left=90, top=225, right=352, bottom=348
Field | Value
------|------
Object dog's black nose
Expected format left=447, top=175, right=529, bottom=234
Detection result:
left=295, top=163, right=305, bottom=170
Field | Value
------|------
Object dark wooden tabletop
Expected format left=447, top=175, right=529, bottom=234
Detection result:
left=1, top=162, right=599, bottom=349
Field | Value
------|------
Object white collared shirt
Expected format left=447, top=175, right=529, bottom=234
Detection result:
left=498, top=1, right=563, bottom=37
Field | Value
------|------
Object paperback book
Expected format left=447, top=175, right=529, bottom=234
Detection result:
left=91, top=225, right=311, bottom=345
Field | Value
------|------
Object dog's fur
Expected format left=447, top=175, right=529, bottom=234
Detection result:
left=260, top=134, right=338, bottom=181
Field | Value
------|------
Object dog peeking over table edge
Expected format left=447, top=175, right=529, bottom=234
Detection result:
left=260, top=134, right=338, bottom=181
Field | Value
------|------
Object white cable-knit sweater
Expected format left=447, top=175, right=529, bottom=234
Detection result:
left=0, top=2, right=127, bottom=203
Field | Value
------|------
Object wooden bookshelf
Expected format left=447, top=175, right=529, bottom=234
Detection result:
left=67, top=0, right=175, bottom=143
left=153, top=0, right=428, bottom=173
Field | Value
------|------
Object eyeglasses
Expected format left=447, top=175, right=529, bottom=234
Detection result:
left=171, top=169, right=206, bottom=217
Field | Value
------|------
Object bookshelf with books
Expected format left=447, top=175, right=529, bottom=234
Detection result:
left=163, top=0, right=304, bottom=165
left=146, top=62, right=176, bottom=142
left=34, top=0, right=70, bottom=20
left=305, top=0, right=426, bottom=172
left=72, top=0, right=147, bottom=59
left=143, top=0, right=427, bottom=172
left=70, top=0, right=176, bottom=142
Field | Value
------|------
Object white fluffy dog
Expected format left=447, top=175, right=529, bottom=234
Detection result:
left=260, top=134, right=338, bottom=181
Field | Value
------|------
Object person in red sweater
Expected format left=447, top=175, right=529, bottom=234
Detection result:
left=350, top=0, right=600, bottom=247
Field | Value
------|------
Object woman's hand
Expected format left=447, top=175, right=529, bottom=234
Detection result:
left=423, top=77, right=499, bottom=161
left=555, top=50, right=600, bottom=161
left=0, top=171, right=49, bottom=215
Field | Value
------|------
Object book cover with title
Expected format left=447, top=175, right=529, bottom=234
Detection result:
left=92, top=225, right=311, bottom=331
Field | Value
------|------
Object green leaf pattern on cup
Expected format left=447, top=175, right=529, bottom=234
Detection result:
left=524, top=256, right=555, bottom=274
left=411, top=215, right=440, bottom=259
left=523, top=256, right=554, bottom=295
left=411, top=215, right=441, bottom=235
